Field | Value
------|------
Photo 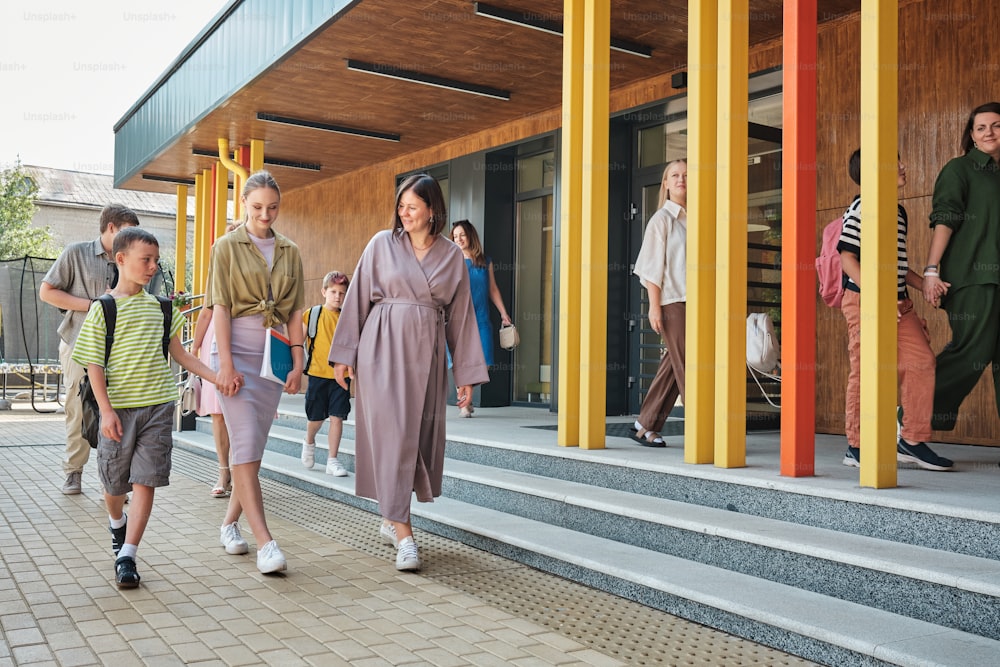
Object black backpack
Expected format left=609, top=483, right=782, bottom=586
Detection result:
left=79, top=294, right=173, bottom=448
left=303, top=304, right=323, bottom=377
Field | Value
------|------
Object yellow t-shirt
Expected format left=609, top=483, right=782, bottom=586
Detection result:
left=303, top=306, right=339, bottom=379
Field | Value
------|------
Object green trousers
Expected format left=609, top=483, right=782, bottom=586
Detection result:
left=932, top=284, right=1000, bottom=430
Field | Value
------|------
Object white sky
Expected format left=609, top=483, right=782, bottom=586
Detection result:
left=0, top=0, right=228, bottom=175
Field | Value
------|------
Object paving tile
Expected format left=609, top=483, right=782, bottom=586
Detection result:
left=0, top=411, right=820, bottom=667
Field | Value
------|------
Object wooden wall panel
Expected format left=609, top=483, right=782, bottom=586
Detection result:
left=814, top=0, right=1000, bottom=445
left=280, top=0, right=1000, bottom=445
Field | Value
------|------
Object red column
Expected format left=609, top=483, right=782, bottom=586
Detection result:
left=780, top=0, right=818, bottom=476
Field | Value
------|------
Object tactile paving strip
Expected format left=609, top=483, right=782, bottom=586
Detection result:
left=174, top=450, right=817, bottom=666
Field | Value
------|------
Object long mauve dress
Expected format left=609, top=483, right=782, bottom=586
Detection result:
left=329, top=230, right=488, bottom=523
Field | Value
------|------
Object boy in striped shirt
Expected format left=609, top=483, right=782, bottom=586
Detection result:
left=837, top=149, right=952, bottom=472
left=73, top=227, right=227, bottom=588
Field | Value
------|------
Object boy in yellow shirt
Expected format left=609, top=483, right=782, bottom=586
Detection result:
left=301, top=271, right=351, bottom=476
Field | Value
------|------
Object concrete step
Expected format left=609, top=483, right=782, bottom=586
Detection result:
left=172, top=427, right=1000, bottom=667
left=197, top=414, right=1000, bottom=564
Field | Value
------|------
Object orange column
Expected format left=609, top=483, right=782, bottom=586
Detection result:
left=780, top=0, right=818, bottom=476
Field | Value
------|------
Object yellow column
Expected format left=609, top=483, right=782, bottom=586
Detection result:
left=174, top=185, right=188, bottom=295
left=192, top=173, right=205, bottom=299
left=714, top=0, right=749, bottom=467
left=578, top=0, right=610, bottom=449
left=557, top=0, right=584, bottom=447
left=249, top=139, right=265, bottom=174
left=199, top=168, right=213, bottom=297
left=685, top=0, right=719, bottom=464
left=859, top=0, right=898, bottom=488
left=214, top=160, right=228, bottom=239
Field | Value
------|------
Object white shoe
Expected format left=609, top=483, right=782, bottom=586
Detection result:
left=395, top=536, right=421, bottom=571
left=257, top=540, right=287, bottom=573
left=459, top=405, right=473, bottom=418
left=380, top=522, right=398, bottom=548
left=301, top=440, right=315, bottom=469
left=326, top=457, right=348, bottom=477
left=220, top=522, right=249, bottom=555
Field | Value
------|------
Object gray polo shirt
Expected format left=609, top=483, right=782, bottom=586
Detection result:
left=42, top=238, right=116, bottom=345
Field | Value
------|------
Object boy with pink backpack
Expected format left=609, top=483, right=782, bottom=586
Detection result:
left=834, top=149, right=953, bottom=471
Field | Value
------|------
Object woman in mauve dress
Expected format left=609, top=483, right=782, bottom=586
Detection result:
left=208, top=171, right=305, bottom=574
left=330, top=174, right=488, bottom=572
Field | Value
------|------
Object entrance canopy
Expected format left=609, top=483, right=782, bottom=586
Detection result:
left=113, top=0, right=856, bottom=194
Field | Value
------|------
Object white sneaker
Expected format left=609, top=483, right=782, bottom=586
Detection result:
left=220, top=522, right=249, bottom=555
left=395, top=536, right=421, bottom=571
left=301, top=441, right=315, bottom=469
left=459, top=405, right=473, bottom=418
left=380, top=522, right=398, bottom=548
left=326, top=457, right=348, bottom=477
left=257, top=540, right=287, bottom=573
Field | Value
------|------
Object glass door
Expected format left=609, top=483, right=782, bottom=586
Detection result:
left=513, top=149, right=555, bottom=404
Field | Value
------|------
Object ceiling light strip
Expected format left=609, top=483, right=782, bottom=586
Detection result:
left=256, top=112, right=401, bottom=142
left=472, top=2, right=652, bottom=59
left=141, top=174, right=196, bottom=186
left=345, top=59, right=511, bottom=101
left=191, top=147, right=322, bottom=171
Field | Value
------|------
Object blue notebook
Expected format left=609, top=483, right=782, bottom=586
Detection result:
left=260, top=328, right=293, bottom=384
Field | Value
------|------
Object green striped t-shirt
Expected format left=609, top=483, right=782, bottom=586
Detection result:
left=72, top=292, right=184, bottom=408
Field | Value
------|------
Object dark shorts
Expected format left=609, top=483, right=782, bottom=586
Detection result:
left=98, top=401, right=174, bottom=495
left=305, top=375, right=351, bottom=421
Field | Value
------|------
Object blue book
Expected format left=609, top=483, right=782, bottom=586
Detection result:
left=260, top=328, right=293, bottom=384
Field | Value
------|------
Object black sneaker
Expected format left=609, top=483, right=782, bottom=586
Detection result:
left=110, top=516, right=127, bottom=556
left=842, top=447, right=861, bottom=467
left=897, top=439, right=953, bottom=471
left=114, top=556, right=140, bottom=589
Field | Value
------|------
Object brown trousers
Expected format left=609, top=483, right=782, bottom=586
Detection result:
left=638, top=302, right=686, bottom=433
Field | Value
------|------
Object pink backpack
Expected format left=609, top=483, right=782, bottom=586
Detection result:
left=816, top=217, right=845, bottom=308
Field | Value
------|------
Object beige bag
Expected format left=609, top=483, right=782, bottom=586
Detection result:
left=180, top=373, right=201, bottom=416
left=499, top=323, right=520, bottom=350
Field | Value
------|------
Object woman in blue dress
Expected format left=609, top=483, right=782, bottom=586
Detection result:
left=450, top=220, right=512, bottom=416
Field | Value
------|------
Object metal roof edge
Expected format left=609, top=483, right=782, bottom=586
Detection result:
left=113, top=0, right=361, bottom=189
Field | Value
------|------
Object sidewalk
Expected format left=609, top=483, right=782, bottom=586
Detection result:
left=0, top=405, right=817, bottom=666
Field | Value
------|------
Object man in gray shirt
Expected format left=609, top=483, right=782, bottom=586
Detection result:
left=40, top=204, right=139, bottom=494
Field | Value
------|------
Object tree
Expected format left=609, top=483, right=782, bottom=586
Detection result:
left=0, top=159, right=56, bottom=259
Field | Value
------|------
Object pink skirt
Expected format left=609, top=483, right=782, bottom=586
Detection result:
left=218, top=315, right=284, bottom=465
left=197, top=317, right=223, bottom=416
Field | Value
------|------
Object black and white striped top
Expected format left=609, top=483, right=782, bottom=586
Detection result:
left=836, top=194, right=908, bottom=297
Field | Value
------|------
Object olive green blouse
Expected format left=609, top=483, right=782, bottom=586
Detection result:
left=207, top=224, right=305, bottom=328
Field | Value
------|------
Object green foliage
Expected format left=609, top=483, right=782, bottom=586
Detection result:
left=0, top=160, right=56, bottom=259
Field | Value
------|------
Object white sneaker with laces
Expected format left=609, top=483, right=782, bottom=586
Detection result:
left=395, top=536, right=421, bottom=571
left=380, top=522, right=398, bottom=548
left=257, top=540, right=287, bottom=573
left=301, top=440, right=316, bottom=469
left=220, top=522, right=249, bottom=555
left=326, top=457, right=348, bottom=477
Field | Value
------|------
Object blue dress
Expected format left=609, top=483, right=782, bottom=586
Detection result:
left=466, top=258, right=494, bottom=366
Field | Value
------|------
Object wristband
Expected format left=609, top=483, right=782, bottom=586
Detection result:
left=290, top=344, right=304, bottom=349
left=923, top=271, right=939, bottom=278
left=924, top=265, right=938, bottom=271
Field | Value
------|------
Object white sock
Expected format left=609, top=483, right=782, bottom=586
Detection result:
left=109, top=514, right=127, bottom=529
left=634, top=420, right=643, bottom=431
left=117, top=544, right=137, bottom=560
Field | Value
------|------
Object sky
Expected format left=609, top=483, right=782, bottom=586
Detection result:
left=1, top=0, right=228, bottom=175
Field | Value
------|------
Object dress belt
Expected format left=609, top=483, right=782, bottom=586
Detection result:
left=377, top=298, right=446, bottom=322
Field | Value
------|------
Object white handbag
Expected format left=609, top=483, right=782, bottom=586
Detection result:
left=746, top=312, right=779, bottom=374
left=746, top=312, right=780, bottom=408
left=499, top=323, right=520, bottom=350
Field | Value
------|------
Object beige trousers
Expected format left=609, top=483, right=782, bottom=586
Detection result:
left=60, top=340, right=90, bottom=475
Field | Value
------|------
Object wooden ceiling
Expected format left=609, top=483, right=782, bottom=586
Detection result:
left=121, top=0, right=860, bottom=195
